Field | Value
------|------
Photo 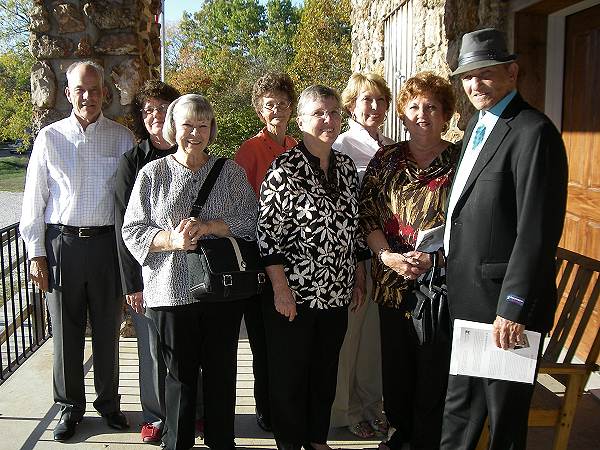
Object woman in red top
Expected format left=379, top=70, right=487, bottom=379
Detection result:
left=236, top=72, right=298, bottom=195
left=234, top=72, right=297, bottom=432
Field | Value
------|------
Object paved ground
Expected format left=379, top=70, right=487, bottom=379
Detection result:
left=0, top=145, right=26, bottom=229
left=0, top=191, right=24, bottom=229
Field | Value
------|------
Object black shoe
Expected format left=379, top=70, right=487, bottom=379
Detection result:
left=102, top=411, right=129, bottom=430
left=256, top=410, right=272, bottom=432
left=53, top=413, right=79, bottom=441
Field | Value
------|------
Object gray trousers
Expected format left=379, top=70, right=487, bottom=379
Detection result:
left=45, top=226, right=122, bottom=420
left=130, top=305, right=204, bottom=426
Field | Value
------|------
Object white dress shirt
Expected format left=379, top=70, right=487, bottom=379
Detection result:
left=20, top=112, right=135, bottom=258
left=333, top=118, right=394, bottom=183
left=443, top=91, right=517, bottom=254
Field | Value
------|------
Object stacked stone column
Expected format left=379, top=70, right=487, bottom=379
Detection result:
left=29, top=0, right=162, bottom=132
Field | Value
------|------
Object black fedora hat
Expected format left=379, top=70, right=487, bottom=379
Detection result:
left=452, top=28, right=516, bottom=76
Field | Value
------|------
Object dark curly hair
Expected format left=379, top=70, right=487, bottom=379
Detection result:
left=251, top=72, right=297, bottom=117
left=396, top=72, right=456, bottom=123
left=132, top=80, right=181, bottom=140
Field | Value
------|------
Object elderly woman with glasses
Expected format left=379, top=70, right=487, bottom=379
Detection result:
left=234, top=72, right=297, bottom=432
left=257, top=85, right=369, bottom=450
left=122, top=94, right=257, bottom=450
left=236, top=72, right=297, bottom=195
left=114, top=80, right=207, bottom=444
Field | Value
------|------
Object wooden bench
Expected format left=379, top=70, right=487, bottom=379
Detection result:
left=476, top=247, right=600, bottom=450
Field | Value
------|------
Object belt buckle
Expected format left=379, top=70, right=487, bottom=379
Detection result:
left=78, top=227, right=90, bottom=238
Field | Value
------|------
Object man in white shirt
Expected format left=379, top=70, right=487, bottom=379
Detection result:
left=20, top=61, right=135, bottom=441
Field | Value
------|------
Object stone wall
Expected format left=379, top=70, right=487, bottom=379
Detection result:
left=29, top=0, right=162, bottom=133
left=350, top=0, right=510, bottom=129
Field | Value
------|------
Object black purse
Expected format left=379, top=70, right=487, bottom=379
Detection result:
left=186, top=158, right=267, bottom=301
left=410, top=252, right=450, bottom=345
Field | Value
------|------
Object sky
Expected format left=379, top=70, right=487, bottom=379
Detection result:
left=163, top=0, right=303, bottom=23
left=163, top=0, right=201, bottom=22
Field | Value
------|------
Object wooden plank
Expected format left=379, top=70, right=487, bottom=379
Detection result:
left=0, top=304, right=33, bottom=346
left=529, top=409, right=560, bottom=426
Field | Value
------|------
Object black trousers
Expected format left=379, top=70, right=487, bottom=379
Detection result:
left=148, top=300, right=244, bottom=450
left=45, top=226, right=122, bottom=420
left=379, top=299, right=451, bottom=450
left=243, top=294, right=270, bottom=422
left=440, top=346, right=541, bottom=450
left=262, top=291, right=348, bottom=445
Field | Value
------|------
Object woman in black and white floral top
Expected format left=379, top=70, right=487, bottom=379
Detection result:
left=257, top=85, right=369, bottom=450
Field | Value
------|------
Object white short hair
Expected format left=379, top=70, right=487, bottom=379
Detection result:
left=297, top=85, right=341, bottom=116
left=66, top=60, right=105, bottom=87
left=163, top=94, right=218, bottom=146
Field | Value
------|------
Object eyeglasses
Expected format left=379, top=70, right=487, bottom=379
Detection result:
left=142, top=104, right=169, bottom=115
left=263, top=101, right=291, bottom=112
left=301, top=109, right=342, bottom=120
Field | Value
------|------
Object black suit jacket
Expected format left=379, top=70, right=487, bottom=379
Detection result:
left=114, top=140, right=176, bottom=295
left=446, top=93, right=568, bottom=333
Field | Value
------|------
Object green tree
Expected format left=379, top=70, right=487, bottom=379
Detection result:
left=257, top=0, right=301, bottom=69
left=0, top=49, right=34, bottom=150
left=0, top=0, right=31, bottom=52
left=290, top=0, right=352, bottom=93
left=179, top=0, right=265, bottom=57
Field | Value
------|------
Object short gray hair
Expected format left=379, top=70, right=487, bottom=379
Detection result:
left=163, top=94, right=218, bottom=146
left=66, top=60, right=105, bottom=86
left=297, top=85, right=341, bottom=116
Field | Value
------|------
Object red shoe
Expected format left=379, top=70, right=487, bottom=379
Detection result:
left=141, top=423, right=161, bottom=443
left=195, top=418, right=205, bottom=438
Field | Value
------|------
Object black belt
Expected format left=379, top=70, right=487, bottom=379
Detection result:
left=49, top=224, right=113, bottom=238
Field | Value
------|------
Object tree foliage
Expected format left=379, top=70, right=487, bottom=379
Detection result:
left=257, top=0, right=300, bottom=70
left=0, top=0, right=31, bottom=52
left=0, top=49, right=33, bottom=150
left=179, top=0, right=265, bottom=58
left=290, top=0, right=352, bottom=93
left=167, top=0, right=306, bottom=157
left=170, top=0, right=352, bottom=157
left=0, top=0, right=33, bottom=151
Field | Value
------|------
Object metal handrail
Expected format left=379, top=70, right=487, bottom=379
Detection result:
left=0, top=222, right=51, bottom=385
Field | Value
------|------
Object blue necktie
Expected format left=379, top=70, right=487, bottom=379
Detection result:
left=472, top=124, right=486, bottom=149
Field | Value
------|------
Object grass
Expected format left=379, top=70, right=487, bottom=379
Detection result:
left=0, top=156, right=28, bottom=192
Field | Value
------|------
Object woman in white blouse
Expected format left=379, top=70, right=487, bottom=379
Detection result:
left=330, top=73, right=394, bottom=439
left=122, top=94, right=257, bottom=450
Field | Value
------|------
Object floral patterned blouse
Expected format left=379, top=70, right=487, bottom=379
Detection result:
left=359, top=140, right=460, bottom=308
left=257, top=142, right=370, bottom=309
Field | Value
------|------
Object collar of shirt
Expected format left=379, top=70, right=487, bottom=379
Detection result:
left=257, top=127, right=295, bottom=152
left=346, top=118, right=387, bottom=148
left=68, top=111, right=107, bottom=135
left=297, top=141, right=340, bottom=194
left=471, top=90, right=517, bottom=147
left=481, top=90, right=517, bottom=119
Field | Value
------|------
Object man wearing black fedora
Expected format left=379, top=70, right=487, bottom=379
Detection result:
left=440, top=28, right=568, bottom=449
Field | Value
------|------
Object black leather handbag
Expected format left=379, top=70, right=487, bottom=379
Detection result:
left=186, top=158, right=267, bottom=301
left=410, top=253, right=450, bottom=345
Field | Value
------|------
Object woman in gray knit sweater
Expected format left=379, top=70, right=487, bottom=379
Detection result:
left=122, top=94, right=257, bottom=450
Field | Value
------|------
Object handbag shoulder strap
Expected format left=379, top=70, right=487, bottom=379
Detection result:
left=190, top=157, right=227, bottom=217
